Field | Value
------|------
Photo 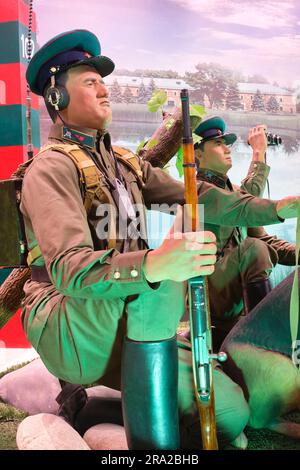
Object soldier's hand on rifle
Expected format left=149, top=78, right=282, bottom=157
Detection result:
left=144, top=205, right=217, bottom=283
left=276, top=196, right=300, bottom=219
left=248, top=125, right=267, bottom=162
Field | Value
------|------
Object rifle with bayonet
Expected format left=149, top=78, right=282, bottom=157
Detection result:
left=180, top=89, right=227, bottom=450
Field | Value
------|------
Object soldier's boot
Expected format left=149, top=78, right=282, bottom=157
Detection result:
left=56, top=382, right=88, bottom=428
left=243, top=279, right=272, bottom=315
left=121, top=335, right=180, bottom=450
left=56, top=381, right=123, bottom=436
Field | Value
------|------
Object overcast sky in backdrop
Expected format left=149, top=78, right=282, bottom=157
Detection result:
left=34, top=0, right=300, bottom=87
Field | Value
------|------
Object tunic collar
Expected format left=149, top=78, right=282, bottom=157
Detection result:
left=48, top=122, right=111, bottom=152
left=197, top=167, right=232, bottom=190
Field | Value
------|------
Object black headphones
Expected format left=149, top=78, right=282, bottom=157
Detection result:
left=45, top=75, right=70, bottom=111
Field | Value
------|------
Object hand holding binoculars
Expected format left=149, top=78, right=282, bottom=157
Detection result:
left=248, top=132, right=282, bottom=146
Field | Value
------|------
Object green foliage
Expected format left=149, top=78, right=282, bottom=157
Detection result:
left=175, top=146, right=183, bottom=177
left=146, top=138, right=158, bottom=150
left=147, top=89, right=167, bottom=113
left=190, top=104, right=206, bottom=120
left=135, top=139, right=146, bottom=155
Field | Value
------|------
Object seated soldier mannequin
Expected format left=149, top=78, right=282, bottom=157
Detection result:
left=193, top=116, right=298, bottom=350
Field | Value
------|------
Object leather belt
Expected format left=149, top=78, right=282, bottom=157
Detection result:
left=31, top=266, right=51, bottom=283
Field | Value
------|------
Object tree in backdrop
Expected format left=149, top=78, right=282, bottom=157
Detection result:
left=282, top=135, right=300, bottom=155
left=146, top=78, right=157, bottom=100
left=247, top=74, right=269, bottom=84
left=251, top=89, right=265, bottom=111
left=122, top=84, right=136, bottom=104
left=114, top=69, right=180, bottom=79
left=266, top=95, right=280, bottom=113
left=137, top=81, right=148, bottom=104
left=296, top=93, right=300, bottom=113
left=184, top=63, right=237, bottom=109
left=109, top=79, right=123, bottom=103
left=225, top=82, right=243, bottom=110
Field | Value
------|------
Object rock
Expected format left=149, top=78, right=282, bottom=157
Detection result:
left=0, top=359, right=60, bottom=414
left=0, top=358, right=121, bottom=416
left=83, top=423, right=128, bottom=450
left=17, top=414, right=90, bottom=450
left=222, top=271, right=300, bottom=435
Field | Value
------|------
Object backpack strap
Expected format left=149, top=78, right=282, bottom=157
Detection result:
left=36, top=144, right=105, bottom=213
left=27, top=144, right=142, bottom=265
left=112, top=146, right=144, bottom=184
left=27, top=144, right=116, bottom=265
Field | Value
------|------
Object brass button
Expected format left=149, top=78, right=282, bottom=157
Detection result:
left=253, top=163, right=257, bottom=168
left=113, top=271, right=121, bottom=280
left=130, top=269, right=138, bottom=278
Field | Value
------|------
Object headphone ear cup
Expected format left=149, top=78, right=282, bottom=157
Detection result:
left=55, top=86, right=69, bottom=110
left=46, top=85, right=69, bottom=111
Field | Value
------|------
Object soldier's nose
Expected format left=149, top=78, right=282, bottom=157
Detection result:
left=96, top=83, right=109, bottom=97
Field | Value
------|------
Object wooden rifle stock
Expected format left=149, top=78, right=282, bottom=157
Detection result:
left=180, top=89, right=218, bottom=450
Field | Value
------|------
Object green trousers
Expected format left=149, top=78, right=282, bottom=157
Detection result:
left=22, top=279, right=249, bottom=447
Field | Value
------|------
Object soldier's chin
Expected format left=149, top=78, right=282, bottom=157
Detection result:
left=101, top=114, right=112, bottom=132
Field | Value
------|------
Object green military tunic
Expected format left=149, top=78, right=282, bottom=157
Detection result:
left=21, top=122, right=186, bottom=381
left=196, top=161, right=296, bottom=348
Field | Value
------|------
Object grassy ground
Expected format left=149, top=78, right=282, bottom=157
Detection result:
left=1, top=360, right=300, bottom=450
left=0, top=364, right=30, bottom=450
left=0, top=406, right=27, bottom=450
left=1, top=409, right=300, bottom=451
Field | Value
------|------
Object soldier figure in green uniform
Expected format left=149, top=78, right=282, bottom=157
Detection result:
left=193, top=116, right=298, bottom=350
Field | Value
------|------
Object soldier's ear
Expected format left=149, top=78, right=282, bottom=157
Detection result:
left=194, top=148, right=202, bottom=159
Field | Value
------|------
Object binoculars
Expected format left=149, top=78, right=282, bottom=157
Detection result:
left=266, top=132, right=282, bottom=146
left=248, top=132, right=282, bottom=146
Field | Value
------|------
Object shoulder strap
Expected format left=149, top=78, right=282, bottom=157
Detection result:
left=112, top=145, right=144, bottom=182
left=37, top=144, right=103, bottom=213
left=27, top=144, right=116, bottom=265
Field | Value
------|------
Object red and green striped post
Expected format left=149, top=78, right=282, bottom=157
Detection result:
left=0, top=0, right=39, bottom=179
